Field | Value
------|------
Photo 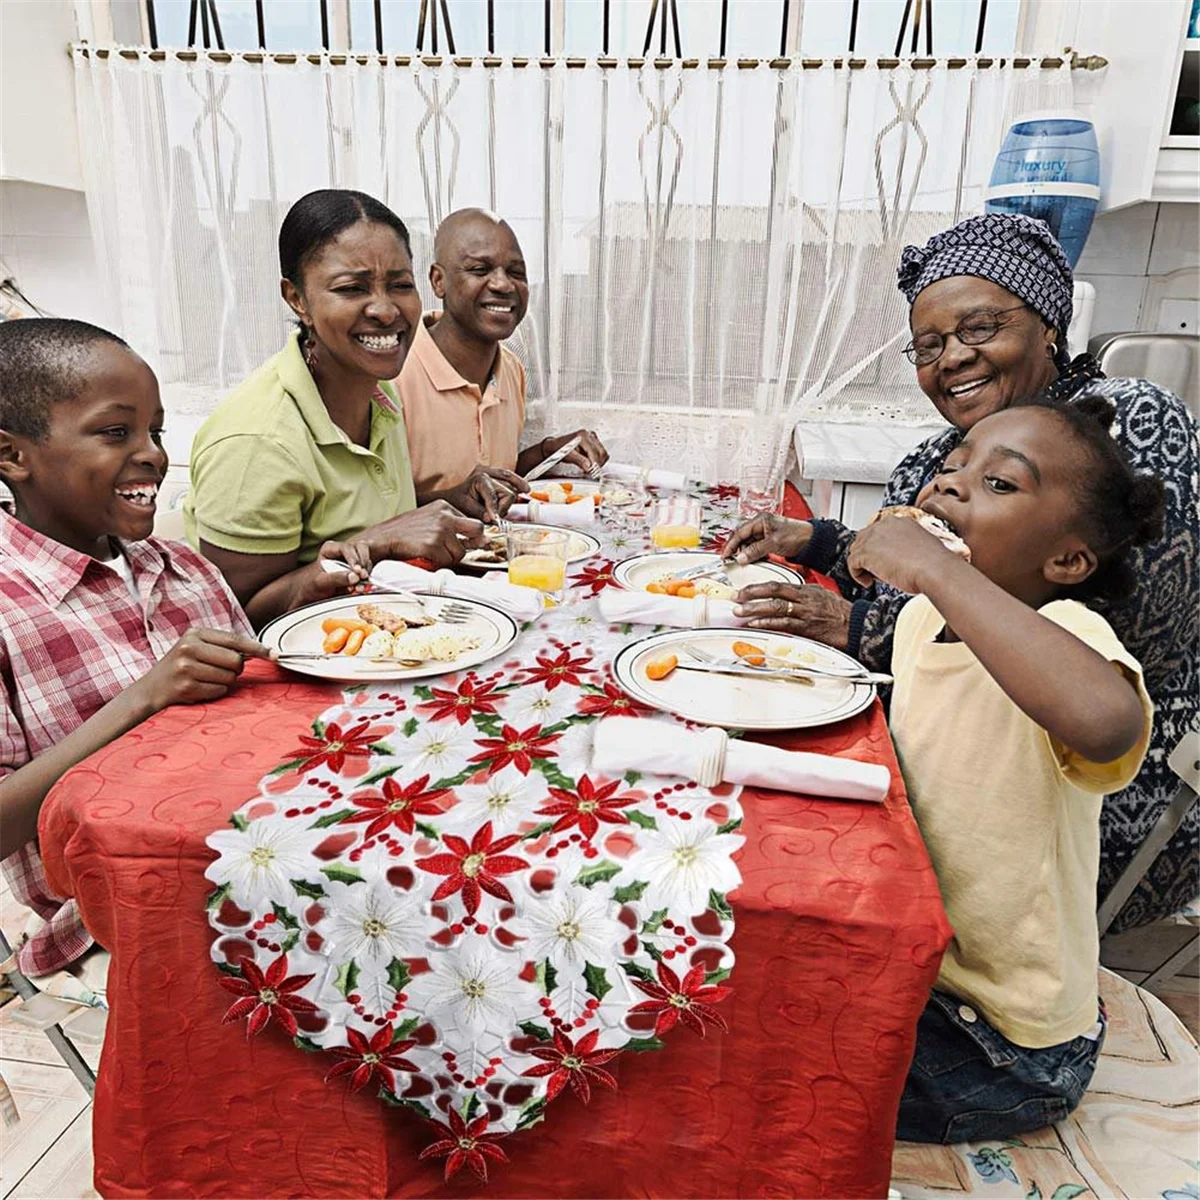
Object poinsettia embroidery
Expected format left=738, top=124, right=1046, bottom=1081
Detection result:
left=519, top=647, right=596, bottom=691
left=418, top=1107, right=508, bottom=1182
left=416, top=821, right=528, bottom=914
left=576, top=679, right=654, bottom=719
left=282, top=718, right=390, bottom=774
left=570, top=560, right=618, bottom=595
left=324, top=1024, right=419, bottom=1093
left=469, top=723, right=562, bottom=776
left=344, top=774, right=451, bottom=839
left=219, top=954, right=317, bottom=1038
left=537, top=774, right=637, bottom=839
left=417, top=677, right=504, bottom=725
left=629, top=961, right=731, bottom=1036
left=521, top=1028, right=620, bottom=1103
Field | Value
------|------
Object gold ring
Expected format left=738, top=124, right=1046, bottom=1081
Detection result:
left=786, top=601, right=795, bottom=617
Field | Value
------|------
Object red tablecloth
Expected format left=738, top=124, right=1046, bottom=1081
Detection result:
left=41, top=631, right=949, bottom=1199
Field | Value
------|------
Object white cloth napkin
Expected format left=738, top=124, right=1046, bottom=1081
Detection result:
left=365, top=560, right=544, bottom=623
left=509, top=497, right=597, bottom=526
left=603, top=462, right=689, bottom=491
left=598, top=588, right=752, bottom=629
left=593, top=717, right=890, bottom=802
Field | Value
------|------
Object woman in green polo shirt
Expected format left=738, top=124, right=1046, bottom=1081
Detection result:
left=186, top=190, right=498, bottom=627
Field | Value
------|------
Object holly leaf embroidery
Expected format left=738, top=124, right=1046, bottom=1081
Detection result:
left=612, top=880, right=649, bottom=903
left=332, top=960, right=359, bottom=997
left=472, top=713, right=504, bottom=738
left=291, top=878, right=326, bottom=900
left=386, top=958, right=412, bottom=993
left=293, top=1034, right=324, bottom=1053
left=583, top=962, right=612, bottom=1002
left=230, top=812, right=250, bottom=832
left=531, top=757, right=577, bottom=792
left=516, top=1097, right=547, bottom=1131
left=394, top=1017, right=421, bottom=1040
left=205, top=882, right=231, bottom=911
left=574, top=859, right=622, bottom=889
left=715, top=817, right=743, bottom=835
left=535, top=959, right=559, bottom=996
left=624, top=1037, right=665, bottom=1052
left=403, top=717, right=419, bottom=737
left=321, top=864, right=365, bottom=886
left=707, top=889, right=733, bottom=921
left=641, top=908, right=668, bottom=935
left=415, top=820, right=441, bottom=840
left=308, top=808, right=354, bottom=829
left=522, top=820, right=557, bottom=841
left=705, top=966, right=732, bottom=986
left=625, top=810, right=658, bottom=830
left=412, top=685, right=434, bottom=701
left=623, top=770, right=642, bottom=785
left=270, top=902, right=300, bottom=929
left=620, top=960, right=655, bottom=983
left=518, top=1019, right=553, bottom=1041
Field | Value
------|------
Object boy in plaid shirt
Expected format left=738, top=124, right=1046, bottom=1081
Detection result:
left=0, top=319, right=269, bottom=976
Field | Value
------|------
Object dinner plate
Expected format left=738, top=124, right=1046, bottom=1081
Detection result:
left=459, top=523, right=601, bottom=571
left=260, top=594, right=519, bottom=683
left=611, top=550, right=801, bottom=594
left=612, top=628, right=875, bottom=731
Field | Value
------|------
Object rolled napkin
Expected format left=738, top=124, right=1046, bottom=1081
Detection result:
left=593, top=717, right=890, bottom=803
left=603, top=461, right=689, bottom=491
left=366, top=559, right=544, bottom=623
left=598, top=587, right=752, bottom=629
left=509, top=497, right=597, bottom=526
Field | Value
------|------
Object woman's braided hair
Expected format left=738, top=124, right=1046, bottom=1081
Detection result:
left=1014, top=386, right=1165, bottom=603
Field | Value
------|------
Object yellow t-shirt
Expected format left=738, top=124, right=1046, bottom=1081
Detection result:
left=396, top=312, right=527, bottom=495
left=184, top=332, right=417, bottom=564
left=890, top=596, right=1152, bottom=1048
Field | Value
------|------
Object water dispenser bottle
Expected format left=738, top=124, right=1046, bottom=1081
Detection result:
left=985, top=111, right=1100, bottom=268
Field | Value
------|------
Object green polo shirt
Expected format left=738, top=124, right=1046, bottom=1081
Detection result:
left=184, top=332, right=417, bottom=564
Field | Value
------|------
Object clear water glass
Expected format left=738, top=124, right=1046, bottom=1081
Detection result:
left=739, top=468, right=782, bottom=522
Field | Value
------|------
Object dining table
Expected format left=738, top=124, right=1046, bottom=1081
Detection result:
left=38, top=480, right=952, bottom=1200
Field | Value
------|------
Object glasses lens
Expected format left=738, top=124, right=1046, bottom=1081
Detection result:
left=957, top=317, right=1000, bottom=346
left=908, top=336, right=943, bottom=366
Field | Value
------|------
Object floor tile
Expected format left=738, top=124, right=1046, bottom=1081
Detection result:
left=6, top=1107, right=97, bottom=1200
left=0, top=1061, right=88, bottom=1193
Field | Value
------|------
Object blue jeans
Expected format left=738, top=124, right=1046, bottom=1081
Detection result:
left=897, top=989, right=1105, bottom=1144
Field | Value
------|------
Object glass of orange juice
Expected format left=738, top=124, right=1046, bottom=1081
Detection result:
left=650, top=497, right=702, bottom=550
left=507, top=528, right=570, bottom=601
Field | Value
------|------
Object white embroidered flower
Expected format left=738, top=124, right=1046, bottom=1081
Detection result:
left=552, top=720, right=596, bottom=774
left=320, top=881, right=429, bottom=965
left=404, top=943, right=534, bottom=1038
left=514, top=887, right=626, bottom=971
left=505, top=684, right=578, bottom=730
left=451, top=765, right=545, bottom=837
left=405, top=722, right=474, bottom=776
left=205, top=817, right=326, bottom=910
left=631, top=816, right=743, bottom=915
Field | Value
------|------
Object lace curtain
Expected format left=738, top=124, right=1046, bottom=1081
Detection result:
left=72, top=49, right=1073, bottom=481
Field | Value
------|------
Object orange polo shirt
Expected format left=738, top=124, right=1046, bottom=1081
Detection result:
left=396, top=312, right=527, bottom=494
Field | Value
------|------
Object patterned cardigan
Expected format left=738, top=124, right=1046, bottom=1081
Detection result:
left=797, top=376, right=1200, bottom=931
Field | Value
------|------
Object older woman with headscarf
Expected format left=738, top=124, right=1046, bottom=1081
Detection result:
left=723, top=213, right=1199, bottom=931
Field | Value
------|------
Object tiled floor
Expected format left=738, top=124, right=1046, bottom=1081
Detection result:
left=1, top=885, right=1196, bottom=1199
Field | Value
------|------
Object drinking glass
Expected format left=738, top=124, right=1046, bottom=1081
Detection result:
left=650, top=496, right=702, bottom=550
left=599, top=468, right=649, bottom=536
left=507, top=528, right=570, bottom=601
left=739, top=468, right=782, bottom=522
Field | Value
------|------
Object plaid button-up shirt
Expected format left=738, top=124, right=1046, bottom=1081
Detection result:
left=0, top=507, right=252, bottom=976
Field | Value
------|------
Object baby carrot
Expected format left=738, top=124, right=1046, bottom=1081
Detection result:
left=322, top=627, right=349, bottom=653
left=645, top=582, right=668, bottom=594
left=344, top=629, right=367, bottom=656
left=645, top=653, right=678, bottom=681
left=732, top=640, right=767, bottom=667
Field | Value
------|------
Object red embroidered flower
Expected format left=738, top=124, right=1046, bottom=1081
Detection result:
left=570, top=559, right=618, bottom=596
left=521, top=1027, right=620, bottom=1104
left=284, top=719, right=388, bottom=774
left=629, top=961, right=731, bottom=1037
left=324, top=1024, right=419, bottom=1093
left=707, top=482, right=740, bottom=501
left=519, top=647, right=596, bottom=690
left=469, top=723, right=562, bottom=776
left=417, top=677, right=503, bottom=725
left=344, top=774, right=451, bottom=839
left=536, top=774, right=637, bottom=840
left=219, top=954, right=317, bottom=1038
left=416, top=821, right=528, bottom=915
left=417, top=1107, right=508, bottom=1182
left=576, top=679, right=654, bottom=719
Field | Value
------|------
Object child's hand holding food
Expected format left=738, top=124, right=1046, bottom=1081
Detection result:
left=847, top=508, right=970, bottom=591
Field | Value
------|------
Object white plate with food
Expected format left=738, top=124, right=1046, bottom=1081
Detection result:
left=260, top=595, right=519, bottom=683
left=460, top=523, right=601, bottom=571
left=526, top=478, right=647, bottom=508
left=611, top=550, right=801, bottom=599
left=612, top=628, right=875, bottom=731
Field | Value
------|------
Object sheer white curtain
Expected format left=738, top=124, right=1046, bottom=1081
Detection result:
left=73, top=49, right=1073, bottom=482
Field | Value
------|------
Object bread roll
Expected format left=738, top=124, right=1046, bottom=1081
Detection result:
left=850, top=505, right=971, bottom=587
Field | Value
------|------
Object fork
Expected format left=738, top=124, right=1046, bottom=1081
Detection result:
left=684, top=644, right=892, bottom=685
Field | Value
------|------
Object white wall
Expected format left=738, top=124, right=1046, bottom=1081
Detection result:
left=1075, top=202, right=1200, bottom=337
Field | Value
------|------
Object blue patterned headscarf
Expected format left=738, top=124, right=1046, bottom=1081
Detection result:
left=897, top=213, right=1075, bottom=336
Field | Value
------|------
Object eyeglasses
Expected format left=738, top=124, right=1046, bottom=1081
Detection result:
left=902, top=304, right=1030, bottom=367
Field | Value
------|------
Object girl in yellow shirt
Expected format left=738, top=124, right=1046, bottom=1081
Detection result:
left=847, top=389, right=1162, bottom=1144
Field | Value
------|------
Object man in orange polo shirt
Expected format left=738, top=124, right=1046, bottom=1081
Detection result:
left=397, top=208, right=607, bottom=513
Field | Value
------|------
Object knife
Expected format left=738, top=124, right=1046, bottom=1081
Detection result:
left=524, top=435, right=583, bottom=482
left=676, top=660, right=890, bottom=686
